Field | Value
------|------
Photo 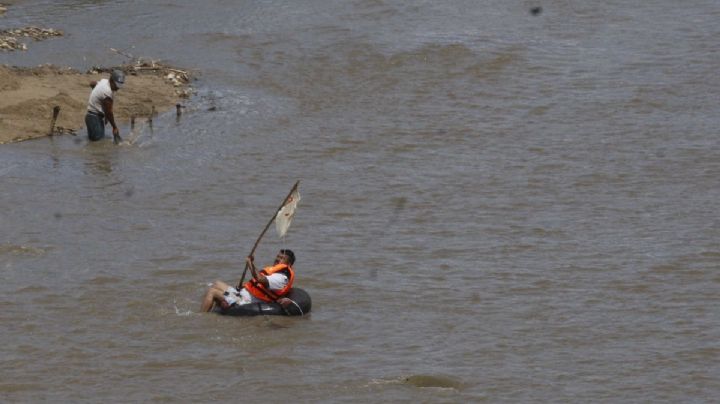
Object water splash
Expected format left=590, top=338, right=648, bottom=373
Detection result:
left=172, top=298, right=194, bottom=316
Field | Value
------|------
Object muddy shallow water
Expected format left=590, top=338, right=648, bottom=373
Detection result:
left=1, top=1, right=719, bottom=402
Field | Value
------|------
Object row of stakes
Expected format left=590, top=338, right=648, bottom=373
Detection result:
left=48, top=103, right=185, bottom=136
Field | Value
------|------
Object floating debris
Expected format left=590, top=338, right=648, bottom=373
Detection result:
left=1, top=27, right=63, bottom=40
left=0, top=26, right=63, bottom=51
left=0, top=36, right=25, bottom=51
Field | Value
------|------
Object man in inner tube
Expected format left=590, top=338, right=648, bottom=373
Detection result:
left=200, top=249, right=296, bottom=312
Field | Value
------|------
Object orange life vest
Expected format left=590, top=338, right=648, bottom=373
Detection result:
left=243, top=263, right=295, bottom=302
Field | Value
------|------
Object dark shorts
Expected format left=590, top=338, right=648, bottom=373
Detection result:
left=85, top=111, right=105, bottom=141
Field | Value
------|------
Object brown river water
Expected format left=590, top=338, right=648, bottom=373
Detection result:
left=1, top=1, right=719, bottom=402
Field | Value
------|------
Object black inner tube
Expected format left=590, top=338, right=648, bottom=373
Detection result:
left=218, top=287, right=311, bottom=317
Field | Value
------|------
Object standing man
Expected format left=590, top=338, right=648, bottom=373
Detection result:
left=85, top=69, right=125, bottom=143
left=201, top=249, right=296, bottom=312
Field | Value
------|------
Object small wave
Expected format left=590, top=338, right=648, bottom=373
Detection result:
left=368, top=374, right=464, bottom=390
left=0, top=244, right=49, bottom=256
left=0, top=164, right=18, bottom=176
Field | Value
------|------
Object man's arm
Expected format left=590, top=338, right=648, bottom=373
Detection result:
left=246, top=255, right=268, bottom=287
left=100, top=96, right=121, bottom=144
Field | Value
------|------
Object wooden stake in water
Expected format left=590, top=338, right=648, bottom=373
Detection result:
left=49, top=106, right=60, bottom=136
left=148, top=105, right=155, bottom=132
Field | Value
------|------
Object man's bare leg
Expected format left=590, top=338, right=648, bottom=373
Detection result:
left=200, top=281, right=232, bottom=312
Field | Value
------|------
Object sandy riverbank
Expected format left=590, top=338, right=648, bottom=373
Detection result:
left=0, top=63, right=192, bottom=144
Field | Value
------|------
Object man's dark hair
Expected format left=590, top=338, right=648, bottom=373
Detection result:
left=280, top=249, right=295, bottom=265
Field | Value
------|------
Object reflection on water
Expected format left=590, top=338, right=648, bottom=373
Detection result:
left=84, top=153, right=113, bottom=174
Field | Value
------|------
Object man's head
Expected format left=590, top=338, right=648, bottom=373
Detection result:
left=110, top=69, right=125, bottom=90
left=275, top=249, right=295, bottom=265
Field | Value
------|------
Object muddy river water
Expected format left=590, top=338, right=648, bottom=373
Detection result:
left=1, top=1, right=718, bottom=402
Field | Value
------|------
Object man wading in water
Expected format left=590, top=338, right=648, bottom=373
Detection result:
left=201, top=249, right=296, bottom=312
left=85, top=69, right=124, bottom=144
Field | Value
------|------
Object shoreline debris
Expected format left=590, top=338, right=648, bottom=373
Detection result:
left=1, top=26, right=63, bottom=51
left=105, top=48, right=194, bottom=98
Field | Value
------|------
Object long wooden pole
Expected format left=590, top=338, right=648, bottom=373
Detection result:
left=237, top=180, right=300, bottom=288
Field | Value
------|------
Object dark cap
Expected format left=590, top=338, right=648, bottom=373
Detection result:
left=110, top=69, right=125, bottom=87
